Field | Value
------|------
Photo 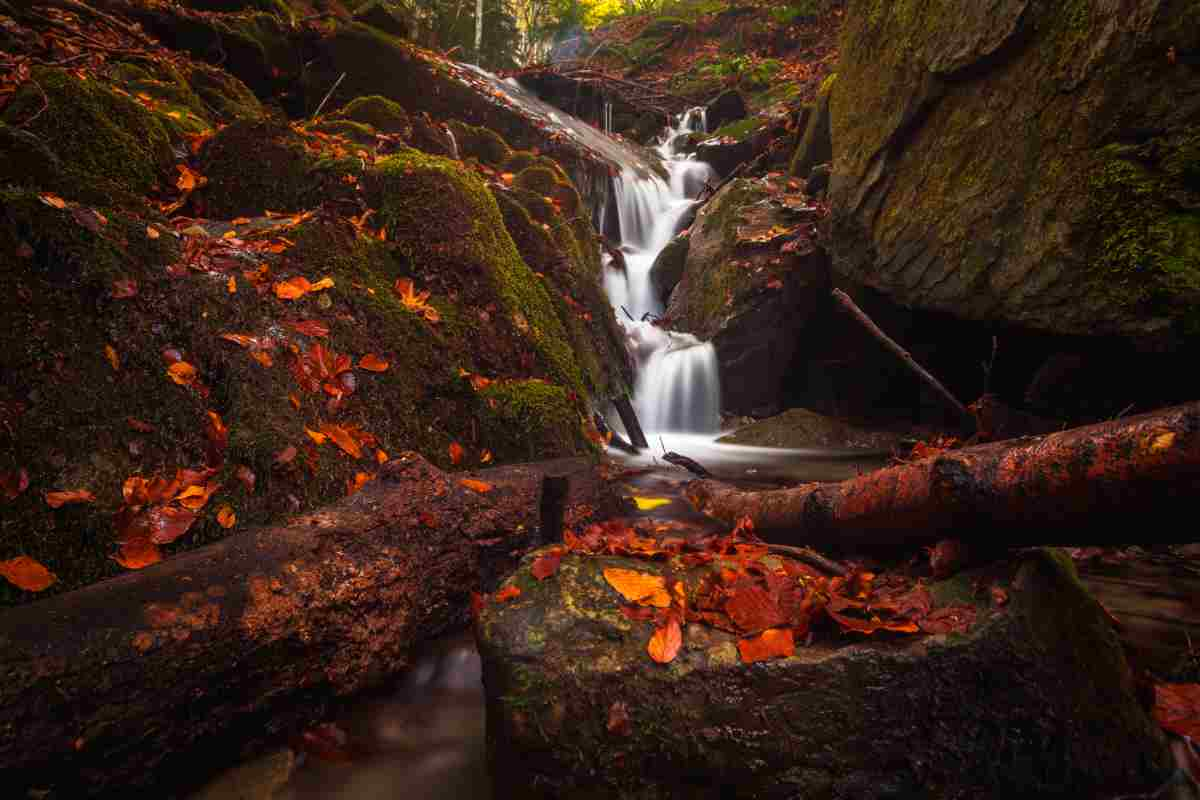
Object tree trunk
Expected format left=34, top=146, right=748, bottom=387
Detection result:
left=686, top=401, right=1200, bottom=548
left=0, top=453, right=603, bottom=799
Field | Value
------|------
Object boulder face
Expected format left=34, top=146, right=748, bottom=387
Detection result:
left=477, top=548, right=1174, bottom=799
left=666, top=176, right=830, bottom=416
left=828, top=0, right=1200, bottom=341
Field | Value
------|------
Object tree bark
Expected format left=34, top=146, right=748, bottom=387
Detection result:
left=0, top=453, right=602, bottom=799
left=686, top=401, right=1200, bottom=548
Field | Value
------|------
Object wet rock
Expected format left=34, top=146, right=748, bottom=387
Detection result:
left=789, top=75, right=832, bottom=180
left=705, top=89, right=747, bottom=133
left=828, top=0, right=1200, bottom=340
left=694, top=136, right=753, bottom=178
left=717, top=407, right=907, bottom=450
left=479, top=548, right=1174, bottom=799
left=648, top=235, right=690, bottom=305
left=805, top=162, right=830, bottom=197
left=666, top=177, right=830, bottom=416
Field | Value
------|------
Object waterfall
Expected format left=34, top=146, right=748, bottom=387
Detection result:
left=603, top=110, right=720, bottom=435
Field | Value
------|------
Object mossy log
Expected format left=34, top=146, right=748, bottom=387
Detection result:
left=0, top=453, right=601, bottom=799
left=687, top=401, right=1200, bottom=546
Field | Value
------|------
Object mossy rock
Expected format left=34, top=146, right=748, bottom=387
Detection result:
left=478, top=548, right=1174, bottom=798
left=637, top=16, right=690, bottom=40
left=476, top=380, right=584, bottom=463
left=332, top=95, right=410, bottom=135
left=196, top=119, right=360, bottom=218
left=308, top=119, right=379, bottom=146
left=352, top=0, right=411, bottom=39
left=186, top=63, right=264, bottom=121
left=829, top=0, right=1200, bottom=340
left=0, top=66, right=173, bottom=205
left=362, top=149, right=587, bottom=402
left=790, top=78, right=831, bottom=179
left=447, top=120, right=512, bottom=167
left=648, top=235, right=690, bottom=305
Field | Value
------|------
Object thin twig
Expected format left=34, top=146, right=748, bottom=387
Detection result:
left=312, top=71, right=346, bottom=119
left=17, top=74, right=49, bottom=128
left=620, top=305, right=635, bottom=322
left=765, top=543, right=848, bottom=577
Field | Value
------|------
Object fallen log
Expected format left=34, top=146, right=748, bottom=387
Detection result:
left=687, top=401, right=1200, bottom=547
left=0, top=453, right=602, bottom=799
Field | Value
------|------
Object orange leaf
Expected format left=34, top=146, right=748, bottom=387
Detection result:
left=216, top=505, right=236, bottom=529
left=175, top=164, right=203, bottom=191
left=250, top=351, right=274, bottom=368
left=375, top=449, right=388, bottom=464
left=104, top=344, right=120, bottom=371
left=0, top=556, right=57, bottom=592
left=495, top=585, right=521, bottom=602
left=320, top=422, right=362, bottom=458
left=274, top=276, right=312, bottom=300
left=346, top=471, right=374, bottom=496
left=45, top=489, right=95, bottom=508
left=603, top=567, right=670, bottom=607
left=275, top=445, right=298, bottom=464
left=145, top=226, right=160, bottom=240
left=459, top=478, right=493, bottom=493
left=227, top=276, right=237, bottom=294
left=449, top=442, right=464, bottom=465
left=305, top=427, right=327, bottom=445
left=737, top=628, right=795, bottom=663
left=113, top=537, right=162, bottom=570
left=479, top=449, right=493, bottom=464
left=359, top=353, right=389, bottom=372
left=175, top=480, right=219, bottom=511
left=38, top=192, right=66, bottom=209
left=167, top=361, right=197, bottom=386
left=287, top=320, right=329, bottom=338
left=309, top=276, right=334, bottom=291
left=647, top=616, right=682, bottom=663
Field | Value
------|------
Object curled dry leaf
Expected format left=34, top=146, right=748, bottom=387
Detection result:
left=113, top=537, right=162, bottom=570
left=531, top=548, right=564, bottom=581
left=216, top=505, right=236, bottom=529
left=175, top=481, right=220, bottom=511
left=1, top=468, right=30, bottom=501
left=459, top=478, right=493, bottom=493
left=738, top=627, right=795, bottom=663
left=647, top=616, right=682, bottom=664
left=604, top=567, right=670, bottom=608
left=494, top=585, right=521, bottom=602
left=45, top=489, right=95, bottom=508
left=0, top=556, right=57, bottom=592
left=167, top=361, right=197, bottom=386
left=359, top=353, right=389, bottom=372
left=449, top=442, right=465, bottom=465
left=274, top=276, right=335, bottom=301
left=38, top=192, right=66, bottom=209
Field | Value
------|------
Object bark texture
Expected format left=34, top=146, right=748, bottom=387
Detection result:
left=0, top=453, right=601, bottom=798
left=687, top=402, right=1200, bottom=546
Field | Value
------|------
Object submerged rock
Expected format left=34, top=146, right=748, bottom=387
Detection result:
left=829, top=0, right=1200, bottom=340
left=478, top=549, right=1175, bottom=799
left=717, top=407, right=907, bottom=450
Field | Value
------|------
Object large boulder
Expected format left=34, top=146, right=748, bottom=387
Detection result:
left=477, top=547, right=1175, bottom=799
left=648, top=235, right=690, bottom=305
left=716, top=407, right=908, bottom=450
left=705, top=88, right=747, bottom=133
left=828, top=0, right=1200, bottom=341
left=665, top=176, right=830, bottom=416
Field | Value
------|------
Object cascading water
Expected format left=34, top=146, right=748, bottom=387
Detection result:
left=603, top=109, right=722, bottom=435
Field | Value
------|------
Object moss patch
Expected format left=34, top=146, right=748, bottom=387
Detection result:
left=448, top=119, right=512, bottom=167
left=477, top=380, right=585, bottom=463
left=333, top=95, right=410, bottom=135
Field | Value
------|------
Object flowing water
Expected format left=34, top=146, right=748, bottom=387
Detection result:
left=201, top=77, right=891, bottom=800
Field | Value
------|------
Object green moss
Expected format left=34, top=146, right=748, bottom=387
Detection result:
left=1087, top=141, right=1200, bottom=331
left=363, top=149, right=586, bottom=400
left=187, top=64, right=264, bottom=121
left=1, top=67, right=173, bottom=205
left=309, top=119, right=379, bottom=146
left=333, top=95, right=410, bottom=135
left=477, top=380, right=585, bottom=462
left=447, top=120, right=512, bottom=167
left=198, top=120, right=361, bottom=218
left=708, top=116, right=765, bottom=143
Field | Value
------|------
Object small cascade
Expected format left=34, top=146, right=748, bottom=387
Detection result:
left=602, top=100, right=613, bottom=135
left=603, top=109, right=721, bottom=435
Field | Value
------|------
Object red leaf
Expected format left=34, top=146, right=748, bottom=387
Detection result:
left=737, top=627, right=795, bottom=663
left=45, top=489, right=95, bottom=508
left=494, top=585, right=521, bottom=602
left=0, top=556, right=57, bottom=591
left=530, top=549, right=564, bottom=580
left=449, top=441, right=465, bottom=465
left=287, top=319, right=330, bottom=338
left=647, top=616, right=682, bottom=663
left=1154, top=683, right=1200, bottom=740
left=1, top=468, right=29, bottom=501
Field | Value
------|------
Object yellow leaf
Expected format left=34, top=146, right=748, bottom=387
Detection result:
left=1149, top=432, right=1176, bottom=453
left=603, top=567, right=670, bottom=607
left=632, top=496, right=671, bottom=511
left=309, top=276, right=335, bottom=291
left=305, top=427, right=327, bottom=445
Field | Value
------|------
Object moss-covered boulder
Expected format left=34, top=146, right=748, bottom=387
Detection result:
left=332, top=95, right=411, bottom=136
left=352, top=0, right=412, bottom=39
left=196, top=119, right=360, bottom=218
left=666, top=176, right=830, bottom=416
left=448, top=119, right=513, bottom=167
left=478, top=548, right=1174, bottom=798
left=705, top=88, right=747, bottom=134
left=829, top=0, right=1200, bottom=340
left=790, top=74, right=832, bottom=179
left=0, top=66, right=174, bottom=204
left=648, top=234, right=690, bottom=305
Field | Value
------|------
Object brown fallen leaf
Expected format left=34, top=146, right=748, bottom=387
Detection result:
left=737, top=627, right=795, bottom=663
left=0, top=556, right=57, bottom=591
left=647, top=616, right=682, bottom=663
left=305, top=427, right=328, bottom=446
left=45, top=489, right=95, bottom=508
